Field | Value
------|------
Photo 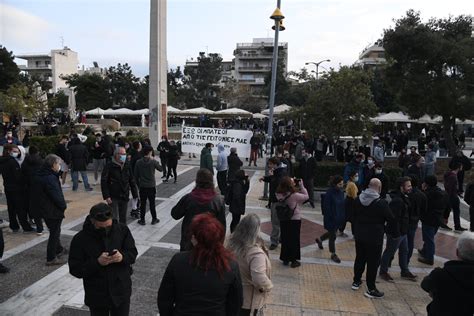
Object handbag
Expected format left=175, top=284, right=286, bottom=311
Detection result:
left=275, top=193, right=296, bottom=221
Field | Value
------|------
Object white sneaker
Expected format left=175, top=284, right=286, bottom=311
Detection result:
left=62, top=184, right=71, bottom=188
left=0, top=219, right=9, bottom=229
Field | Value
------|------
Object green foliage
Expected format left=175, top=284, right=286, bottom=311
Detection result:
left=48, top=90, right=69, bottom=110
left=107, top=63, right=140, bottom=109
left=0, top=46, right=20, bottom=91
left=63, top=73, right=112, bottom=111
left=0, top=83, right=46, bottom=119
left=264, top=58, right=290, bottom=105
left=29, top=136, right=61, bottom=157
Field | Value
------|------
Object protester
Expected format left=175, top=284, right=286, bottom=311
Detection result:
left=171, top=169, right=226, bottom=251
left=54, top=135, right=70, bottom=187
left=362, top=156, right=376, bottom=189
left=418, top=175, right=448, bottom=265
left=69, top=137, right=93, bottom=192
left=465, top=181, right=474, bottom=232
left=343, top=154, right=364, bottom=186
left=315, top=175, right=345, bottom=263
left=157, top=135, right=170, bottom=179
left=33, top=154, right=67, bottom=265
left=408, top=146, right=421, bottom=165
left=340, top=170, right=358, bottom=237
left=216, top=144, right=228, bottom=195
left=421, top=232, right=474, bottom=315
left=128, top=141, right=143, bottom=219
left=0, top=130, right=21, bottom=145
left=398, top=148, right=411, bottom=174
left=158, top=213, right=243, bottom=316
left=379, top=177, right=417, bottom=282
left=276, top=176, right=308, bottom=268
left=134, top=146, right=163, bottom=226
left=299, top=148, right=316, bottom=208
left=69, top=203, right=138, bottom=316
left=372, top=163, right=389, bottom=199
left=21, top=146, right=44, bottom=235
left=352, top=179, right=394, bottom=299
left=101, top=147, right=138, bottom=224
left=424, top=143, right=437, bottom=177
left=0, top=144, right=34, bottom=232
left=249, top=131, right=261, bottom=167
left=91, top=133, right=105, bottom=186
left=227, top=214, right=273, bottom=315
left=407, top=176, right=427, bottom=265
left=200, top=142, right=214, bottom=174
left=407, top=156, right=425, bottom=185
left=163, top=140, right=179, bottom=183
left=443, top=161, right=467, bottom=231
left=228, top=170, right=250, bottom=233
left=373, top=141, right=384, bottom=163
left=259, top=157, right=288, bottom=250
left=227, top=147, right=243, bottom=182
left=449, top=150, right=472, bottom=195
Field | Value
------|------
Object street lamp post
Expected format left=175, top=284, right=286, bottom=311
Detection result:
left=262, top=0, right=285, bottom=199
left=305, top=59, right=331, bottom=80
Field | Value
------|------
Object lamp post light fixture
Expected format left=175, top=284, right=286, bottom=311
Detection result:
left=305, top=59, right=331, bottom=80
left=262, top=0, right=284, bottom=199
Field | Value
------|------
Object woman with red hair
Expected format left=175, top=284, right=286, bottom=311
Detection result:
left=158, top=213, right=243, bottom=316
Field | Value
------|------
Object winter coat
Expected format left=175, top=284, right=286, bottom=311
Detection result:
left=171, top=189, right=226, bottom=251
left=275, top=183, right=309, bottom=221
left=387, top=191, right=410, bottom=237
left=101, top=161, right=138, bottom=201
left=227, top=153, right=243, bottom=181
left=250, top=136, right=261, bottom=150
left=0, top=156, right=25, bottom=192
left=166, top=144, right=179, bottom=166
left=344, top=181, right=358, bottom=223
left=343, top=159, right=363, bottom=186
left=228, top=178, right=250, bottom=215
left=408, top=187, right=427, bottom=228
left=421, top=186, right=449, bottom=227
left=216, top=144, right=228, bottom=172
left=373, top=172, right=389, bottom=199
left=261, top=164, right=288, bottom=203
left=421, top=260, right=474, bottom=316
left=68, top=216, right=138, bottom=308
left=134, top=157, right=163, bottom=188
left=298, top=156, right=316, bottom=180
left=22, top=154, right=44, bottom=217
left=32, top=166, right=67, bottom=220
left=157, top=251, right=243, bottom=316
left=69, top=143, right=89, bottom=171
left=443, top=171, right=458, bottom=197
left=200, top=147, right=213, bottom=174
left=373, top=145, right=384, bottom=162
left=449, top=154, right=472, bottom=172
left=424, top=150, right=436, bottom=176
left=55, top=143, right=70, bottom=164
left=321, top=186, right=345, bottom=231
left=129, top=149, right=143, bottom=173
left=157, top=140, right=170, bottom=159
left=236, top=245, right=273, bottom=311
left=362, top=165, right=376, bottom=189
left=407, top=164, right=424, bottom=184
left=91, top=140, right=105, bottom=160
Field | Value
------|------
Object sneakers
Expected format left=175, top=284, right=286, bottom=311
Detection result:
left=379, top=272, right=394, bottom=282
left=130, top=210, right=140, bottom=219
left=0, top=263, right=10, bottom=273
left=337, top=231, right=349, bottom=238
left=163, top=179, right=169, bottom=183
left=0, top=219, right=9, bottom=229
left=315, top=238, right=324, bottom=250
left=269, top=244, right=278, bottom=250
left=417, top=256, right=434, bottom=265
left=401, top=271, right=417, bottom=282
left=86, top=187, right=93, bottom=192
left=352, top=280, right=362, bottom=290
left=365, top=288, right=384, bottom=299
left=331, top=253, right=341, bottom=263
left=290, top=261, right=301, bottom=268
left=46, top=258, right=67, bottom=266
left=151, top=218, right=160, bottom=225
left=454, top=226, right=467, bottom=232
left=439, top=223, right=452, bottom=231
left=137, top=219, right=146, bottom=226
left=61, top=183, right=71, bottom=188
left=23, top=227, right=35, bottom=234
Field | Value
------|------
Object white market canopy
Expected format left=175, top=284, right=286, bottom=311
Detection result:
left=252, top=113, right=268, bottom=119
left=215, top=108, right=252, bottom=116
left=85, top=107, right=106, bottom=116
left=180, top=107, right=215, bottom=115
left=261, top=104, right=292, bottom=115
left=371, top=112, right=416, bottom=123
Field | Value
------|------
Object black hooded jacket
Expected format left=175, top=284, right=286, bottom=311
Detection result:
left=421, top=186, right=449, bottom=227
left=31, top=166, right=67, bottom=219
left=68, top=216, right=138, bottom=308
left=421, top=260, right=474, bottom=316
left=387, top=190, right=410, bottom=237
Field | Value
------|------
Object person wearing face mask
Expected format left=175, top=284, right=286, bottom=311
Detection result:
left=0, top=130, right=21, bottom=146
left=101, top=147, right=138, bottom=224
left=372, top=163, right=389, bottom=199
left=362, top=156, right=376, bottom=189
left=69, top=203, right=138, bottom=315
left=32, top=154, right=68, bottom=265
left=339, top=171, right=359, bottom=237
left=69, top=137, right=93, bottom=192
left=0, top=144, right=34, bottom=233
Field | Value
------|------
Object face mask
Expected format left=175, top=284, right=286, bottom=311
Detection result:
left=375, top=169, right=382, bottom=175
left=10, top=152, right=19, bottom=158
left=367, top=159, right=374, bottom=165
left=119, top=155, right=127, bottom=163
left=353, top=176, right=359, bottom=182
left=56, top=164, right=62, bottom=173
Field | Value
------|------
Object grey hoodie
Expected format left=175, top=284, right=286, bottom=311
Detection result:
left=359, top=188, right=380, bottom=206
left=216, top=144, right=228, bottom=172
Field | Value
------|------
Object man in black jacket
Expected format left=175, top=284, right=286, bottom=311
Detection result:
left=227, top=147, right=243, bottom=182
left=421, top=232, right=474, bottom=316
left=465, top=181, right=474, bottom=232
left=91, top=133, right=105, bottom=186
left=352, top=178, right=394, bottom=299
left=68, top=203, right=138, bottom=315
left=101, top=147, right=138, bottom=224
left=0, top=144, right=34, bottom=232
left=33, top=154, right=68, bottom=265
left=157, top=135, right=170, bottom=179
left=22, top=146, right=44, bottom=234
left=299, top=149, right=316, bottom=208
left=379, top=177, right=417, bottom=282
left=418, top=175, right=449, bottom=265
left=69, top=137, right=92, bottom=192
left=407, top=176, right=427, bottom=265
left=449, top=150, right=472, bottom=195
left=54, top=135, right=70, bottom=186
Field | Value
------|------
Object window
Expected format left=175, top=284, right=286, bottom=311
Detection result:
left=35, top=61, right=41, bottom=67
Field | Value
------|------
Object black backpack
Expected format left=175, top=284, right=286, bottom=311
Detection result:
left=275, top=193, right=296, bottom=221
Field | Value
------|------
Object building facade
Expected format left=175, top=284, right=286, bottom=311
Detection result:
left=355, top=40, right=386, bottom=68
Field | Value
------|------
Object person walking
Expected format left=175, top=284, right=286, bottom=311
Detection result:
left=171, top=169, right=226, bottom=251
left=259, top=157, right=288, bottom=250
left=200, top=143, right=214, bottom=174
left=449, top=150, right=472, bottom=195
left=407, top=176, right=427, bottom=265
left=227, top=147, right=243, bottom=182
left=227, top=214, right=273, bottom=315
left=157, top=135, right=170, bottom=179
left=465, top=181, right=474, bottom=232
left=158, top=213, right=243, bottom=316
left=69, top=203, right=138, bottom=316
left=379, top=177, right=418, bottom=282
left=128, top=141, right=143, bottom=219
left=424, top=143, right=437, bottom=177
left=443, top=161, right=467, bottom=231
left=315, top=176, right=345, bottom=263
left=299, top=148, right=316, bottom=208
left=216, top=144, right=228, bottom=196
left=33, top=154, right=68, bottom=265
left=163, top=140, right=179, bottom=183
left=276, top=177, right=309, bottom=268
left=101, top=147, right=138, bottom=224
left=418, top=175, right=449, bottom=265
left=343, top=154, right=364, bottom=186
left=352, top=178, right=394, bottom=299
left=373, top=141, right=384, bottom=163
left=134, top=146, right=163, bottom=226
left=339, top=170, right=359, bottom=237
left=69, top=137, right=93, bottom=192
left=21, top=146, right=44, bottom=235
left=249, top=131, right=261, bottom=167
left=54, top=135, right=70, bottom=187
left=228, top=170, right=250, bottom=233
left=0, top=144, right=34, bottom=232
left=91, top=133, right=105, bottom=186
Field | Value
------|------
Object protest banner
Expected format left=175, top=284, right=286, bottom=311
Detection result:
left=181, top=126, right=253, bottom=158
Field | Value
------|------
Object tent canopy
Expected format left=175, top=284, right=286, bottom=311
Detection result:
left=215, top=108, right=252, bottom=116
left=261, top=104, right=292, bottom=115
left=180, top=107, right=215, bottom=115
left=85, top=107, right=106, bottom=115
left=252, top=113, right=267, bottom=119
left=371, top=112, right=415, bottom=123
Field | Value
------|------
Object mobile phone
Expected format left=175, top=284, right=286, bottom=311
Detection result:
left=108, top=250, right=117, bottom=256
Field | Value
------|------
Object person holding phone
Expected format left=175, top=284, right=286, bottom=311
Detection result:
left=69, top=203, right=138, bottom=315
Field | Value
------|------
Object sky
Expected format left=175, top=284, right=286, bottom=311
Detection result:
left=1, top=0, right=473, bottom=78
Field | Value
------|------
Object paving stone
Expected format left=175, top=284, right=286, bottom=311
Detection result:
left=155, top=167, right=198, bottom=198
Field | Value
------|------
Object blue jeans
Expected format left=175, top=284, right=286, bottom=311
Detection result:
left=420, top=225, right=438, bottom=261
left=407, top=226, right=417, bottom=264
left=72, top=171, right=91, bottom=191
left=380, top=234, right=409, bottom=274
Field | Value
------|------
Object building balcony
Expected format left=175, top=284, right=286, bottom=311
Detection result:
left=238, top=66, right=271, bottom=72
left=19, top=64, right=52, bottom=70
left=238, top=78, right=265, bottom=85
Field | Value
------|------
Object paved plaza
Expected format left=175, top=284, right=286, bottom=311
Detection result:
left=0, top=160, right=471, bottom=316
